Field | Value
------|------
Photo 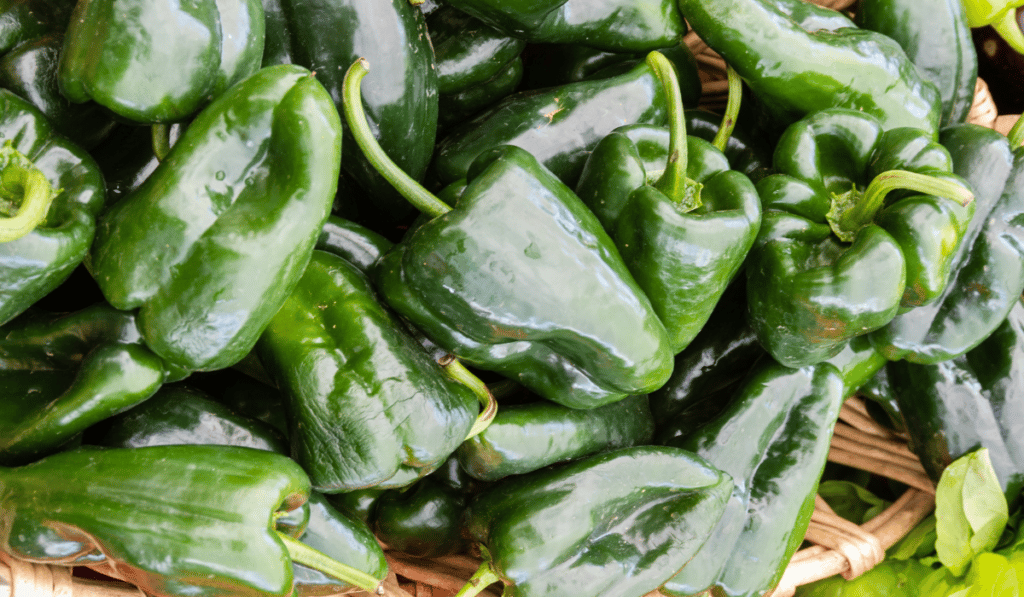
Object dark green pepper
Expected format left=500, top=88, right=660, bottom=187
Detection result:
left=88, top=65, right=342, bottom=372
left=256, top=250, right=482, bottom=492
left=59, top=0, right=265, bottom=123
left=429, top=7, right=526, bottom=97
left=262, top=0, right=438, bottom=227
left=661, top=360, right=846, bottom=597
left=748, top=108, right=974, bottom=367
left=677, top=0, right=942, bottom=137
left=456, top=393, right=654, bottom=482
left=856, top=0, right=978, bottom=126
left=575, top=51, right=761, bottom=354
left=442, top=0, right=686, bottom=52
left=871, top=123, right=1024, bottom=363
left=457, top=445, right=732, bottom=597
left=0, top=445, right=386, bottom=597
left=315, top=214, right=394, bottom=273
left=0, top=89, right=104, bottom=326
left=372, top=477, right=467, bottom=557
left=0, top=304, right=172, bottom=465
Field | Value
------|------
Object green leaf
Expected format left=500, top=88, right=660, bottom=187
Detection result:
left=960, top=552, right=1019, bottom=597
left=818, top=480, right=892, bottom=524
left=888, top=514, right=937, bottom=560
left=935, top=449, right=1010, bottom=576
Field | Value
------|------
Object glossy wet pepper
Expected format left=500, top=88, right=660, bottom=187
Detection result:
left=748, top=109, right=974, bottom=368
left=88, top=65, right=342, bottom=373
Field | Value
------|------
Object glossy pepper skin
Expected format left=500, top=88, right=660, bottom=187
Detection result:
left=460, top=445, right=732, bottom=597
left=661, top=360, right=846, bottom=597
left=432, top=56, right=683, bottom=186
left=0, top=304, right=178, bottom=466
left=59, top=0, right=264, bottom=123
left=373, top=145, right=674, bottom=410
left=257, top=250, right=479, bottom=493
left=886, top=300, right=1024, bottom=504
left=315, top=214, right=394, bottom=273
left=0, top=445, right=311, bottom=597
left=748, top=109, right=974, bottom=368
left=0, top=90, right=104, bottom=326
left=372, top=477, right=467, bottom=557
left=676, top=0, right=942, bottom=137
left=456, top=394, right=654, bottom=482
left=262, top=0, right=437, bottom=227
left=442, top=0, right=686, bottom=52
left=0, top=1, right=115, bottom=148
left=856, top=0, right=978, bottom=126
left=88, top=65, right=342, bottom=373
left=871, top=124, right=1024, bottom=364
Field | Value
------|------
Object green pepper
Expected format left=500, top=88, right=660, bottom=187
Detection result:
left=0, top=445, right=385, bottom=597
left=88, top=65, right=342, bottom=373
left=748, top=108, right=975, bottom=368
left=676, top=0, right=942, bottom=137
left=429, top=7, right=526, bottom=97
left=372, top=476, right=467, bottom=558
left=262, top=0, right=438, bottom=227
left=0, top=304, right=179, bottom=465
left=0, top=90, right=104, bottom=327
left=963, top=0, right=1024, bottom=54
left=856, top=0, right=978, bottom=126
left=574, top=51, right=761, bottom=354
left=344, top=59, right=673, bottom=410
left=58, top=0, right=265, bottom=123
left=455, top=445, right=732, bottom=597
left=86, top=384, right=289, bottom=454
left=885, top=300, right=1024, bottom=504
left=315, top=214, right=394, bottom=273
left=660, top=360, right=846, bottom=597
left=0, top=1, right=116, bottom=148
left=684, top=109, right=773, bottom=182
left=256, top=250, right=483, bottom=493
left=441, top=0, right=686, bottom=52
left=456, top=394, right=654, bottom=482
left=871, top=123, right=1024, bottom=364
left=433, top=53, right=695, bottom=187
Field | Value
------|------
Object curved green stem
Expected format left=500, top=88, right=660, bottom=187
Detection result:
left=993, top=8, right=1024, bottom=56
left=342, top=58, right=451, bottom=218
left=0, top=143, right=57, bottom=243
left=712, top=65, right=742, bottom=152
left=151, top=124, right=172, bottom=162
left=454, top=556, right=502, bottom=597
left=827, top=170, right=975, bottom=242
left=278, top=532, right=384, bottom=595
left=1008, top=114, right=1024, bottom=149
left=647, top=51, right=702, bottom=212
left=442, top=357, right=498, bottom=439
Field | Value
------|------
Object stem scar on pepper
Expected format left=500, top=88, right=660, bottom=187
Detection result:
left=0, top=142, right=59, bottom=243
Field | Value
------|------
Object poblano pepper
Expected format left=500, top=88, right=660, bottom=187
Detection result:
left=59, top=0, right=265, bottom=123
left=0, top=303, right=186, bottom=465
left=88, top=65, right=342, bottom=373
left=575, top=51, right=760, bottom=353
left=871, top=122, right=1024, bottom=363
left=372, top=476, right=468, bottom=558
left=676, top=0, right=942, bottom=137
left=455, top=445, right=733, bottom=597
left=256, top=250, right=487, bottom=493
left=748, top=108, right=974, bottom=368
left=344, top=58, right=674, bottom=410
left=0, top=445, right=385, bottom=597
left=0, top=90, right=104, bottom=327
left=660, top=360, right=846, bottom=597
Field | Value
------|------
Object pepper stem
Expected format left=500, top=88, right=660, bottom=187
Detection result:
left=1008, top=114, right=1024, bottom=149
left=151, top=124, right=172, bottom=162
left=712, top=65, right=742, bottom=152
left=342, top=58, right=451, bottom=218
left=441, top=357, right=498, bottom=439
left=0, top=142, right=58, bottom=243
left=992, top=8, right=1024, bottom=56
left=647, top=52, right=702, bottom=212
left=278, top=532, right=385, bottom=595
left=827, top=170, right=974, bottom=242
left=454, top=550, right=502, bottom=597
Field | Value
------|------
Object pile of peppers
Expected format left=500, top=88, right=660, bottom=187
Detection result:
left=1, top=0, right=1023, bottom=596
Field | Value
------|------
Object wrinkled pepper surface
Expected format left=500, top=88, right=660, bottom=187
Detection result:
left=59, top=0, right=265, bottom=123
left=457, top=445, right=733, bottom=597
left=748, top=108, right=974, bottom=367
left=0, top=90, right=105, bottom=326
left=256, top=250, right=480, bottom=492
left=89, top=65, right=342, bottom=372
